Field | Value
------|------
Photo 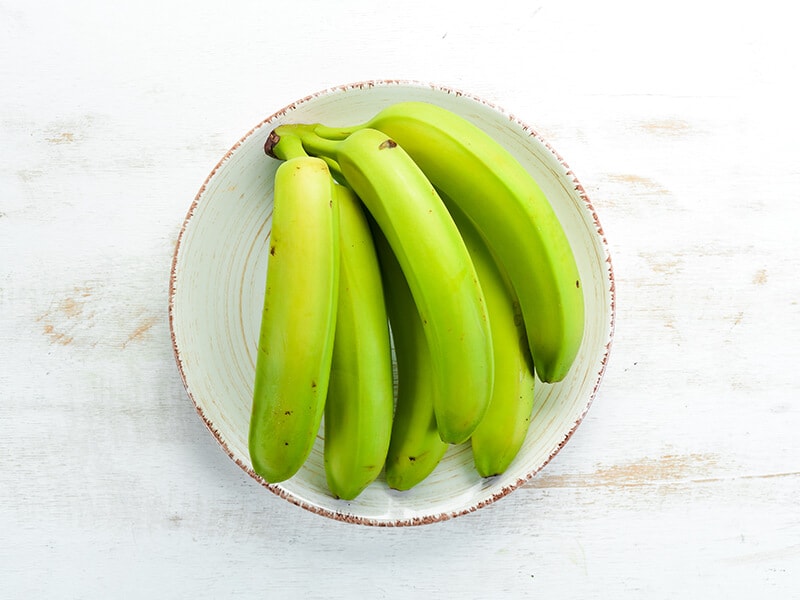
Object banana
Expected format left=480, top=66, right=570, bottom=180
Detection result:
left=442, top=197, right=536, bottom=478
left=248, top=134, right=339, bottom=483
left=312, top=102, right=585, bottom=383
left=323, top=182, right=394, bottom=500
left=370, top=220, right=449, bottom=491
left=269, top=126, right=494, bottom=444
left=313, top=159, right=447, bottom=490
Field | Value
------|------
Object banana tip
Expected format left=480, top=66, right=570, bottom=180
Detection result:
left=264, top=130, right=280, bottom=158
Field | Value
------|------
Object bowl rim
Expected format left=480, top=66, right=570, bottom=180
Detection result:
left=168, top=78, right=617, bottom=527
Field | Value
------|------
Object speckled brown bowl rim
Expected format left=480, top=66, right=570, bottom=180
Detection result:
left=168, top=79, right=616, bottom=527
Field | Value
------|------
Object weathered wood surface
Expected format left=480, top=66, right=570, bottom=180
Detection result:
left=2, top=1, right=798, bottom=597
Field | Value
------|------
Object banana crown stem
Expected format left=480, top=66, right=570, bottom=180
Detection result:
left=297, top=128, right=341, bottom=159
left=264, top=124, right=343, bottom=162
left=265, top=130, right=309, bottom=161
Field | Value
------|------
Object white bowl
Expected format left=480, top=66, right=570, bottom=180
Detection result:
left=169, top=80, right=615, bottom=526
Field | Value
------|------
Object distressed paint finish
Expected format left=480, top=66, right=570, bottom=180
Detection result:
left=1, top=1, right=799, bottom=599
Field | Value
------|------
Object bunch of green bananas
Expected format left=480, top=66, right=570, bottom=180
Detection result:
left=247, top=101, right=585, bottom=500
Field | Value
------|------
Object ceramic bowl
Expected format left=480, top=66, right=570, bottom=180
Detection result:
left=169, top=80, right=615, bottom=526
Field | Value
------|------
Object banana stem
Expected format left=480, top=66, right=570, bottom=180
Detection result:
left=293, top=128, right=341, bottom=160
left=264, top=129, right=308, bottom=161
left=264, top=126, right=349, bottom=190
left=313, top=123, right=361, bottom=140
left=264, top=123, right=356, bottom=165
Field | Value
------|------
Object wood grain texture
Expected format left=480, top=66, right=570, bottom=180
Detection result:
left=2, top=1, right=798, bottom=598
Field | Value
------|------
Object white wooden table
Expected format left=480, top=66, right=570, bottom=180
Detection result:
left=3, top=2, right=798, bottom=597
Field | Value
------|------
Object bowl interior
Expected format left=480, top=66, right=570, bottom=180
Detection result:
left=169, top=81, right=614, bottom=526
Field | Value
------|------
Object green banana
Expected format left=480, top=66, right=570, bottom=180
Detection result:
left=323, top=183, right=394, bottom=500
left=248, top=135, right=339, bottom=483
left=312, top=102, right=585, bottom=383
left=371, top=220, right=449, bottom=491
left=443, top=197, right=536, bottom=478
left=270, top=126, right=494, bottom=444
